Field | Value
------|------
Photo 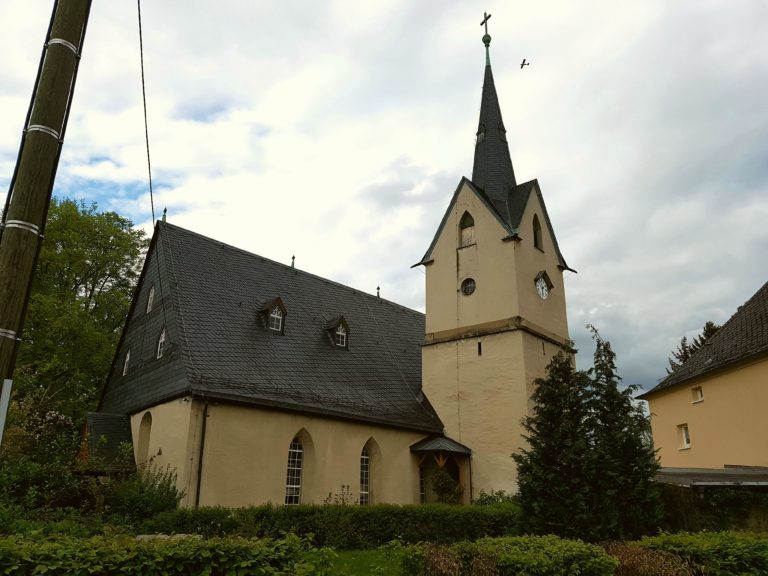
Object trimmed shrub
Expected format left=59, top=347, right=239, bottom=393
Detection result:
left=660, top=484, right=768, bottom=533
left=402, top=535, right=618, bottom=576
left=105, top=465, right=184, bottom=523
left=639, top=531, right=768, bottom=575
left=139, top=503, right=520, bottom=548
left=603, top=542, right=695, bottom=576
left=0, top=533, right=333, bottom=575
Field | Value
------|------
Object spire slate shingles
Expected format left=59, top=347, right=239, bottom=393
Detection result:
left=472, top=63, right=517, bottom=203
left=641, top=281, right=768, bottom=397
left=104, top=223, right=442, bottom=433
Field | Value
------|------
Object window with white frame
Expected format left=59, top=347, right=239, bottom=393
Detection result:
left=678, top=423, right=691, bottom=449
left=285, top=437, right=303, bottom=505
left=269, top=306, right=283, bottom=332
left=146, top=285, right=155, bottom=313
left=122, top=349, right=130, bottom=376
left=156, top=329, right=167, bottom=359
left=360, top=447, right=370, bottom=505
left=334, top=324, right=347, bottom=347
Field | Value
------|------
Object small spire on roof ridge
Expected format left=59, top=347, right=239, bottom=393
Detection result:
left=377, top=285, right=380, bottom=298
left=162, top=207, right=167, bottom=223
left=291, top=255, right=295, bottom=268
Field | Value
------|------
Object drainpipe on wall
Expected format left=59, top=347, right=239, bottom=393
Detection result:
left=194, top=400, right=209, bottom=509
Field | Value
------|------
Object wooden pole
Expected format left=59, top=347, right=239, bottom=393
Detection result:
left=0, top=0, right=92, bottom=447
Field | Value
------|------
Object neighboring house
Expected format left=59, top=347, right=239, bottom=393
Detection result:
left=640, top=281, right=768, bottom=473
left=90, top=32, right=573, bottom=507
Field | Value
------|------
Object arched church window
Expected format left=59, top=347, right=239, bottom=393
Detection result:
left=285, top=437, right=303, bottom=505
left=156, top=328, right=167, bottom=359
left=137, top=412, right=152, bottom=465
left=269, top=306, right=283, bottom=332
left=459, top=212, right=475, bottom=248
left=359, top=446, right=370, bottom=505
left=533, top=214, right=543, bottom=251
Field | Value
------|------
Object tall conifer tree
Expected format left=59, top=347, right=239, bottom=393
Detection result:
left=514, top=331, right=661, bottom=541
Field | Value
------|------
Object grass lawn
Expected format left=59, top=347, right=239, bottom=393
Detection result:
left=331, top=549, right=401, bottom=575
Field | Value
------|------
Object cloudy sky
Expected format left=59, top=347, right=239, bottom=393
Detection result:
left=2, top=0, right=767, bottom=393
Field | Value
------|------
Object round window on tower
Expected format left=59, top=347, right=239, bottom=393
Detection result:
left=460, top=278, right=476, bottom=296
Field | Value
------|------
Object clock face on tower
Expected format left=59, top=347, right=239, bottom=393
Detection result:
left=536, top=277, right=549, bottom=300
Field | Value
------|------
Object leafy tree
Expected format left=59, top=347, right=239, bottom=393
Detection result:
left=4, top=198, right=147, bottom=455
left=514, top=330, right=661, bottom=541
left=666, top=321, right=720, bottom=374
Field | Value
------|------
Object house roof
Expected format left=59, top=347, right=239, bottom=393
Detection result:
left=656, top=467, right=768, bottom=487
left=101, top=222, right=443, bottom=434
left=641, top=280, right=768, bottom=398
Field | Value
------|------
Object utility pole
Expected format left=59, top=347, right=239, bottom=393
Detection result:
left=0, top=0, right=92, bottom=447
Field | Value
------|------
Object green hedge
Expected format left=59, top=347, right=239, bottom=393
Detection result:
left=0, top=533, right=333, bottom=576
left=639, top=531, right=768, bottom=575
left=401, top=535, right=618, bottom=576
left=139, top=503, right=521, bottom=548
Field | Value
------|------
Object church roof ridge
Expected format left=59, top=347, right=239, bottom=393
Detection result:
left=159, top=221, right=424, bottom=318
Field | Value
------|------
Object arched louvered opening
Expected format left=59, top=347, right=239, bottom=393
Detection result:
left=137, top=411, right=152, bottom=465
left=459, top=211, right=475, bottom=248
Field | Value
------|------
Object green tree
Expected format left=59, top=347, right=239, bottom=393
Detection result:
left=514, top=331, right=661, bottom=541
left=6, top=198, right=147, bottom=451
left=513, top=353, right=594, bottom=539
left=666, top=321, right=720, bottom=374
left=587, top=326, right=661, bottom=540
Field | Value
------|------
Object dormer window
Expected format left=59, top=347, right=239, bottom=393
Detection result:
left=122, top=349, right=130, bottom=376
left=156, top=328, right=166, bottom=359
left=146, top=286, right=155, bottom=313
left=269, top=307, right=283, bottom=332
left=459, top=212, right=475, bottom=248
left=259, top=297, right=287, bottom=334
left=335, top=325, right=347, bottom=347
left=326, top=316, right=350, bottom=349
left=533, top=214, right=543, bottom=251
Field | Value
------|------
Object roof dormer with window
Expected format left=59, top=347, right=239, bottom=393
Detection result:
left=325, top=316, right=350, bottom=349
left=259, top=297, right=287, bottom=334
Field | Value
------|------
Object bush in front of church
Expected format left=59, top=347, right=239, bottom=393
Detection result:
left=139, top=503, right=521, bottom=548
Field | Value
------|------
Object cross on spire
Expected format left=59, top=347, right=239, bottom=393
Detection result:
left=481, top=12, right=491, bottom=35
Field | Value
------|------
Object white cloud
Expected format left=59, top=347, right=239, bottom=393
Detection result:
left=2, top=0, right=768, bottom=391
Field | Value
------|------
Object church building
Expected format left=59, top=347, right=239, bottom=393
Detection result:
left=94, top=27, right=573, bottom=507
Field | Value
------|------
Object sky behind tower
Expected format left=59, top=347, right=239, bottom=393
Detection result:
left=2, top=0, right=767, bottom=392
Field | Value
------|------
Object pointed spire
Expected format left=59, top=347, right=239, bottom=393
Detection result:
left=472, top=15, right=516, bottom=203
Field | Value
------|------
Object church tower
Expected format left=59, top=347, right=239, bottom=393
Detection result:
left=417, top=20, right=574, bottom=499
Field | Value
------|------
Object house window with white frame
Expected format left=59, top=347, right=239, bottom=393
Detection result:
left=156, top=328, right=166, bottom=359
left=146, top=285, right=155, bottom=313
left=285, top=438, right=303, bottom=505
left=359, top=447, right=370, bottom=505
left=678, top=423, right=691, bottom=449
left=269, top=306, right=283, bottom=332
left=335, top=324, right=347, bottom=347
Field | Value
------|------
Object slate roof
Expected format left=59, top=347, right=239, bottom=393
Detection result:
left=641, top=280, right=768, bottom=397
left=101, top=222, right=443, bottom=434
left=472, top=62, right=517, bottom=200
left=410, top=435, right=472, bottom=455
